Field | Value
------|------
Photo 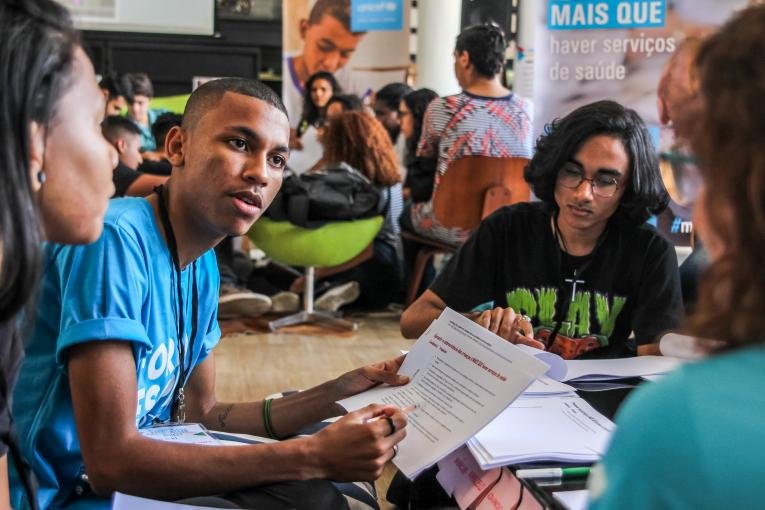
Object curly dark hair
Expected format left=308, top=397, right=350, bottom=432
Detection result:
left=321, top=111, right=401, bottom=187
left=525, top=100, right=668, bottom=226
left=402, top=88, right=438, bottom=162
left=684, top=4, right=765, bottom=349
left=455, top=23, right=507, bottom=78
left=298, top=71, right=341, bottom=136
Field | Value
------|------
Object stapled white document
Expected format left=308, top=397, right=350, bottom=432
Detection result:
left=337, top=308, right=549, bottom=479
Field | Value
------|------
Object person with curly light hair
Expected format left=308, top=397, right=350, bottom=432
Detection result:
left=290, top=111, right=404, bottom=310
left=590, top=5, right=765, bottom=508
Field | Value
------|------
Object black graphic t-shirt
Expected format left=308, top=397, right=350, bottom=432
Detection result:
left=431, top=202, right=683, bottom=359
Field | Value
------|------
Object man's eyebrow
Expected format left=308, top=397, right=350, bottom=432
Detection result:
left=569, top=158, right=623, bottom=176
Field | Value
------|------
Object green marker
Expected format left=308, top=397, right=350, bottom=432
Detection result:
left=515, top=467, right=591, bottom=480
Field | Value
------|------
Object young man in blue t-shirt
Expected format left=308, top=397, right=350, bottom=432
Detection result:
left=12, top=78, right=409, bottom=509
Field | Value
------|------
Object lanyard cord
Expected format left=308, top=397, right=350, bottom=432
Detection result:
left=154, top=185, right=198, bottom=422
left=549, top=212, right=607, bottom=343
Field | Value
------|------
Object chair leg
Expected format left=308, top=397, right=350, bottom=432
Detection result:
left=267, top=266, right=358, bottom=331
left=405, top=248, right=439, bottom=308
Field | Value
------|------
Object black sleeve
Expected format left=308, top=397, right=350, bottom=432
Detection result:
left=404, top=157, right=437, bottom=203
left=112, top=163, right=142, bottom=198
left=138, top=159, right=172, bottom=176
left=631, top=234, right=684, bottom=345
left=429, top=210, right=506, bottom=311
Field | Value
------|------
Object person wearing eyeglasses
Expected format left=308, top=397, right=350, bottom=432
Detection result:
left=401, top=100, right=683, bottom=360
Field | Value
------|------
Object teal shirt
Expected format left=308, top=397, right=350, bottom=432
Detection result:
left=589, top=346, right=765, bottom=509
left=132, top=108, right=169, bottom=152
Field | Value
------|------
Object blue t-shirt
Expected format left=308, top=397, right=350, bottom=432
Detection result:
left=589, top=346, right=765, bottom=509
left=11, top=198, right=221, bottom=509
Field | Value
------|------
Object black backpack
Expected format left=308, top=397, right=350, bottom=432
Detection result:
left=267, top=163, right=385, bottom=228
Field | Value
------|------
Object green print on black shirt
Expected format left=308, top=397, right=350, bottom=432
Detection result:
left=506, top=286, right=627, bottom=343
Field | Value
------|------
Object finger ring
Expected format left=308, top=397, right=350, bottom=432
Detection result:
left=520, top=314, right=531, bottom=323
left=391, top=444, right=399, bottom=459
left=384, top=416, right=396, bottom=436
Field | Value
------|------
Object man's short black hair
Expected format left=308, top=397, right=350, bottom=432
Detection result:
left=182, top=77, right=287, bottom=129
left=524, top=100, right=669, bottom=226
left=124, top=72, right=154, bottom=101
left=375, top=82, right=414, bottom=111
left=151, top=112, right=182, bottom=150
left=99, top=71, right=127, bottom=100
left=455, top=24, right=507, bottom=78
left=308, top=0, right=365, bottom=35
left=101, top=115, right=142, bottom=144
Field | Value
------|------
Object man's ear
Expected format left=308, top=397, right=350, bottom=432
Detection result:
left=165, top=125, right=185, bottom=167
left=299, top=18, right=309, bottom=39
left=115, top=138, right=127, bottom=156
left=28, top=121, right=45, bottom=192
left=457, top=50, right=471, bottom=71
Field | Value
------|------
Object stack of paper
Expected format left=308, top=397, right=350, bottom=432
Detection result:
left=467, top=395, right=615, bottom=468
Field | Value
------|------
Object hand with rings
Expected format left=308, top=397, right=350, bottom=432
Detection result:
left=473, top=306, right=545, bottom=350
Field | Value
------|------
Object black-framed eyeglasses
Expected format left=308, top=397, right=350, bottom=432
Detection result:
left=557, top=163, right=620, bottom=198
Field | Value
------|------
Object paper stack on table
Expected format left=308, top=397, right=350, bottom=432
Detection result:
left=467, top=395, right=615, bottom=468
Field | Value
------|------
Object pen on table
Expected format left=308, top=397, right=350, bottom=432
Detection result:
left=515, top=467, right=591, bottom=480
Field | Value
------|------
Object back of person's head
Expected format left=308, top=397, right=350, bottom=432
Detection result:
left=101, top=115, right=142, bottom=145
left=0, top=0, right=79, bottom=321
left=151, top=112, right=182, bottom=152
left=182, top=77, right=287, bottom=131
left=124, top=72, right=154, bottom=101
left=525, top=100, right=668, bottom=226
left=375, top=83, right=414, bottom=112
left=455, top=23, right=507, bottom=78
left=326, top=94, right=364, bottom=114
left=402, top=88, right=438, bottom=158
left=684, top=4, right=765, bottom=347
left=657, top=37, right=703, bottom=128
left=322, top=111, right=401, bottom=187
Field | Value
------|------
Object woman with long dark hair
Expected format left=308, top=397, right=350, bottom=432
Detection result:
left=590, top=5, right=765, bottom=508
left=296, top=71, right=341, bottom=137
left=399, top=88, right=438, bottom=202
left=0, top=0, right=116, bottom=506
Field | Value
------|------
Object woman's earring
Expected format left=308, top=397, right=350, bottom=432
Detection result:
left=37, top=170, right=46, bottom=184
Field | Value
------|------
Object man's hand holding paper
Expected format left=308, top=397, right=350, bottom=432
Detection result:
left=338, top=308, right=549, bottom=479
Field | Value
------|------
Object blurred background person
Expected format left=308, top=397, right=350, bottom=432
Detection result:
left=101, top=115, right=167, bottom=197
left=296, top=71, right=341, bottom=139
left=123, top=72, right=168, bottom=154
left=373, top=82, right=413, bottom=164
left=288, top=112, right=404, bottom=311
left=325, top=93, right=364, bottom=120
left=98, top=71, right=127, bottom=116
left=138, top=112, right=182, bottom=176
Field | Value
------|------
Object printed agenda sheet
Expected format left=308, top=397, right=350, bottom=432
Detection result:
left=338, top=308, right=549, bottom=479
